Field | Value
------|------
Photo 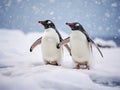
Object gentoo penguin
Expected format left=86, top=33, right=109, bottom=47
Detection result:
left=57, top=22, right=103, bottom=69
left=30, top=20, right=71, bottom=65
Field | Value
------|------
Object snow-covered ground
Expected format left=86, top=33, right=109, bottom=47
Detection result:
left=94, top=38, right=117, bottom=48
left=0, top=29, right=120, bottom=90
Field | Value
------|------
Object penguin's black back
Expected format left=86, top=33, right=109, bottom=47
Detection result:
left=54, top=28, right=63, bottom=42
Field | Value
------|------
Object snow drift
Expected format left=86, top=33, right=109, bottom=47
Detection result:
left=94, top=38, right=117, bottom=48
left=0, top=29, right=120, bottom=90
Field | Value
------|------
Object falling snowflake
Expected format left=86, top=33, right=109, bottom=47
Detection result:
left=49, top=11, right=54, bottom=15
left=111, top=2, right=117, bottom=7
left=118, top=16, right=120, bottom=20
left=5, top=0, right=12, bottom=7
left=17, top=0, right=22, bottom=3
left=49, top=0, right=55, bottom=3
left=32, top=6, right=40, bottom=14
left=118, top=29, right=120, bottom=33
left=105, top=12, right=110, bottom=18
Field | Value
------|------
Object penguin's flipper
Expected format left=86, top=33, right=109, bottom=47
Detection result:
left=89, top=42, right=93, bottom=55
left=89, top=39, right=103, bottom=58
left=64, top=44, right=71, bottom=56
left=30, top=37, right=42, bottom=52
left=57, top=37, right=70, bottom=48
left=81, top=30, right=103, bottom=58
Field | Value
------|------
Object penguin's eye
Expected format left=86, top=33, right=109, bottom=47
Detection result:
left=47, top=21, right=51, bottom=24
left=75, top=24, right=79, bottom=26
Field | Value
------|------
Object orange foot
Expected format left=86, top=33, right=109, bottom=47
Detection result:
left=73, top=64, right=80, bottom=69
left=85, top=65, right=90, bottom=70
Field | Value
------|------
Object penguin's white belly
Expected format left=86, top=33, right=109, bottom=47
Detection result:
left=70, top=31, right=90, bottom=62
left=41, top=29, right=62, bottom=62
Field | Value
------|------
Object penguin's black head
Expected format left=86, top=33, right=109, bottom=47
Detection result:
left=66, top=22, right=84, bottom=31
left=38, top=20, right=56, bottom=29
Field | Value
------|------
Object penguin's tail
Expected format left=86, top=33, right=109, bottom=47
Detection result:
left=89, top=39, right=103, bottom=58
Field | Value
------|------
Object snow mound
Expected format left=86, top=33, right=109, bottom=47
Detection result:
left=0, top=29, right=120, bottom=90
left=90, top=73, right=120, bottom=87
left=94, top=38, right=117, bottom=48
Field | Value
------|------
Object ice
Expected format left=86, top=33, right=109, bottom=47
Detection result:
left=0, top=29, right=120, bottom=90
left=94, top=38, right=117, bottom=48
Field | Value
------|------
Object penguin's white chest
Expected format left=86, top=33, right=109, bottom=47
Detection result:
left=70, top=31, right=90, bottom=62
left=41, top=28, right=62, bottom=61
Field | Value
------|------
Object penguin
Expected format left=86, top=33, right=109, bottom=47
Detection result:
left=30, top=20, right=71, bottom=65
left=57, top=22, right=103, bottom=69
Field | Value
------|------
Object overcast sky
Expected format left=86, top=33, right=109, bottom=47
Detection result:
left=0, top=0, right=120, bottom=38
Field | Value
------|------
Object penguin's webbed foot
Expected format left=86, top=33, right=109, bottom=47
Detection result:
left=80, top=65, right=90, bottom=70
left=73, top=64, right=80, bottom=69
left=73, top=63, right=90, bottom=70
left=50, top=61, right=58, bottom=66
left=85, top=65, right=90, bottom=70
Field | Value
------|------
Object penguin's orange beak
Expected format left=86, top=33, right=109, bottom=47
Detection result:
left=66, top=22, right=72, bottom=27
left=38, top=21, right=45, bottom=24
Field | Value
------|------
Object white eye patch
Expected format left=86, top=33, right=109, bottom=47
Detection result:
left=75, top=23, right=79, bottom=26
left=47, top=21, right=51, bottom=24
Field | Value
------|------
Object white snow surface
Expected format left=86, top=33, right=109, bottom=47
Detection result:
left=0, top=29, right=120, bottom=90
left=94, top=38, right=117, bottom=47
